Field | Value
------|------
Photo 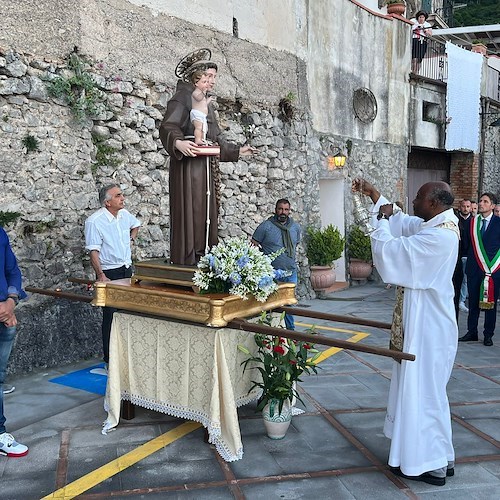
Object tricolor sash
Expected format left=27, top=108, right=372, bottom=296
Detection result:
left=470, top=216, right=500, bottom=309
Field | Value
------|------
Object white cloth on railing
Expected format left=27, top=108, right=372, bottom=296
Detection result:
left=445, top=42, right=482, bottom=152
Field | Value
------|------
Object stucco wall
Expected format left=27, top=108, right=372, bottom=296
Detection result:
left=307, top=1, right=410, bottom=146
left=482, top=113, right=500, bottom=196
left=0, top=0, right=301, bottom=105
left=409, top=82, right=446, bottom=149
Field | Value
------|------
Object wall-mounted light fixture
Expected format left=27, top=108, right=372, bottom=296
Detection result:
left=327, top=149, right=347, bottom=170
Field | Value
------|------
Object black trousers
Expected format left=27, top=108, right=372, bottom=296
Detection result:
left=467, top=272, right=500, bottom=339
left=101, top=266, right=133, bottom=363
left=452, top=257, right=463, bottom=322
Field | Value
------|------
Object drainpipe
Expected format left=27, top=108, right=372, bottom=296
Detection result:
left=477, top=97, right=488, bottom=197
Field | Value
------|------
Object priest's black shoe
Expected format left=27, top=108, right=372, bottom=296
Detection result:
left=459, top=332, right=478, bottom=342
left=390, top=467, right=446, bottom=486
left=483, top=337, right=493, bottom=346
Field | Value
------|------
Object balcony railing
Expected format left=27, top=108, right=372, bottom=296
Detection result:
left=410, top=35, right=500, bottom=102
left=485, top=65, right=500, bottom=103
left=411, top=35, right=447, bottom=82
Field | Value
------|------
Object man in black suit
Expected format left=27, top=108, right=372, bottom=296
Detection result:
left=459, top=193, right=500, bottom=346
left=452, top=199, right=472, bottom=320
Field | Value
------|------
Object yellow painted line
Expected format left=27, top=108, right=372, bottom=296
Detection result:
left=295, top=322, right=370, bottom=364
left=295, top=321, right=367, bottom=336
left=43, top=321, right=371, bottom=498
left=42, top=421, right=201, bottom=500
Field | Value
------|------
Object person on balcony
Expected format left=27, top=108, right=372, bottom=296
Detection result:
left=411, top=10, right=432, bottom=74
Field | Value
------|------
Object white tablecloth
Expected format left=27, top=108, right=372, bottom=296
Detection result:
left=102, top=312, right=259, bottom=461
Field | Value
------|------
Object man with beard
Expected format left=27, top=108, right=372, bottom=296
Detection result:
left=352, top=178, right=459, bottom=486
left=252, top=199, right=301, bottom=330
left=159, top=48, right=256, bottom=266
left=452, top=199, right=472, bottom=316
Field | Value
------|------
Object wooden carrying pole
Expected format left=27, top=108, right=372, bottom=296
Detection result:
left=25, top=286, right=93, bottom=303
left=25, top=285, right=413, bottom=362
left=276, top=306, right=392, bottom=330
left=227, top=317, right=415, bottom=362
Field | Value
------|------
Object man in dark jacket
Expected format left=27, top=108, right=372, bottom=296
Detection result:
left=459, top=193, right=500, bottom=346
left=0, top=227, right=28, bottom=457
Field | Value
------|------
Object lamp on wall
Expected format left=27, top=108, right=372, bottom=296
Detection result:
left=327, top=149, right=347, bottom=170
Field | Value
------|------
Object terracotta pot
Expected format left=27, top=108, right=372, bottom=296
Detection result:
left=262, top=399, right=292, bottom=439
left=471, top=43, right=487, bottom=56
left=310, top=265, right=336, bottom=291
left=349, top=259, right=373, bottom=280
left=387, top=3, right=405, bottom=16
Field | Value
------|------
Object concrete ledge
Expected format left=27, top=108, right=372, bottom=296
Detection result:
left=315, top=281, right=349, bottom=298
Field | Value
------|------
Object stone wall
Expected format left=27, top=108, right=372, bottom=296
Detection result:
left=0, top=0, right=415, bottom=374
left=1, top=47, right=321, bottom=374
left=482, top=115, right=500, bottom=198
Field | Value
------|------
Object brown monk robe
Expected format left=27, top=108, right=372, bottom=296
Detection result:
left=159, top=80, right=240, bottom=265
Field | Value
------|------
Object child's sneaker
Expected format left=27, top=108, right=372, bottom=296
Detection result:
left=0, top=433, right=29, bottom=457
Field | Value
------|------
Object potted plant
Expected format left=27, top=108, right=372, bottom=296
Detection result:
left=385, top=0, right=406, bottom=16
left=347, top=226, right=373, bottom=281
left=238, top=312, right=320, bottom=439
left=471, top=39, right=487, bottom=56
left=306, top=224, right=345, bottom=290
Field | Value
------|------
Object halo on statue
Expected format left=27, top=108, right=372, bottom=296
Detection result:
left=175, top=48, right=212, bottom=81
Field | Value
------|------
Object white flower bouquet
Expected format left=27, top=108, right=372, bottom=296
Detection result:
left=193, top=236, right=289, bottom=302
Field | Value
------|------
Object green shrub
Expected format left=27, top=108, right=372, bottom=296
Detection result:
left=306, top=224, right=345, bottom=266
left=347, top=226, right=372, bottom=262
left=21, top=134, right=40, bottom=152
left=0, top=211, right=22, bottom=227
left=48, top=53, right=103, bottom=122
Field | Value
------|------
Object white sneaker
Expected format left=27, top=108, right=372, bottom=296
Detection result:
left=0, top=433, right=29, bottom=457
left=2, top=384, right=15, bottom=395
left=90, top=363, right=108, bottom=376
left=459, top=302, right=469, bottom=312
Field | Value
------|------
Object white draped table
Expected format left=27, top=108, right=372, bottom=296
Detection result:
left=102, top=312, right=259, bottom=461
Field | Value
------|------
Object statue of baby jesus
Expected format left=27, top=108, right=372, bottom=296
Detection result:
left=190, top=70, right=214, bottom=145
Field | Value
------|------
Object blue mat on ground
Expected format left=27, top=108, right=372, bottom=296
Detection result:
left=49, top=364, right=107, bottom=396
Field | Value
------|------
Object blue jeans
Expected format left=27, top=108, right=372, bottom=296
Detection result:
left=279, top=270, right=297, bottom=330
left=0, top=324, right=16, bottom=434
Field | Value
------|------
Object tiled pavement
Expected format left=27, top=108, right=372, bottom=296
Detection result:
left=2, top=283, right=500, bottom=499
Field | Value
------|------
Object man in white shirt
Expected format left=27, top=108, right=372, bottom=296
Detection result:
left=85, top=184, right=141, bottom=366
left=352, top=178, right=459, bottom=486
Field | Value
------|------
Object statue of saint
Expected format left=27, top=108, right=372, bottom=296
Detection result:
left=159, top=48, right=256, bottom=266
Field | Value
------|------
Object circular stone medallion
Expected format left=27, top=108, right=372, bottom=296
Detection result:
left=353, top=88, right=377, bottom=123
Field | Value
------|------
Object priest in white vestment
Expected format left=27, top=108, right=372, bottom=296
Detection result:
left=352, top=179, right=459, bottom=487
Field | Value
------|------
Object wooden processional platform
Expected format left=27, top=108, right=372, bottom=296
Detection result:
left=92, top=259, right=297, bottom=327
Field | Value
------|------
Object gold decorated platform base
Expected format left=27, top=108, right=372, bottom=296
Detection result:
left=92, top=279, right=297, bottom=327
left=132, top=259, right=197, bottom=288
